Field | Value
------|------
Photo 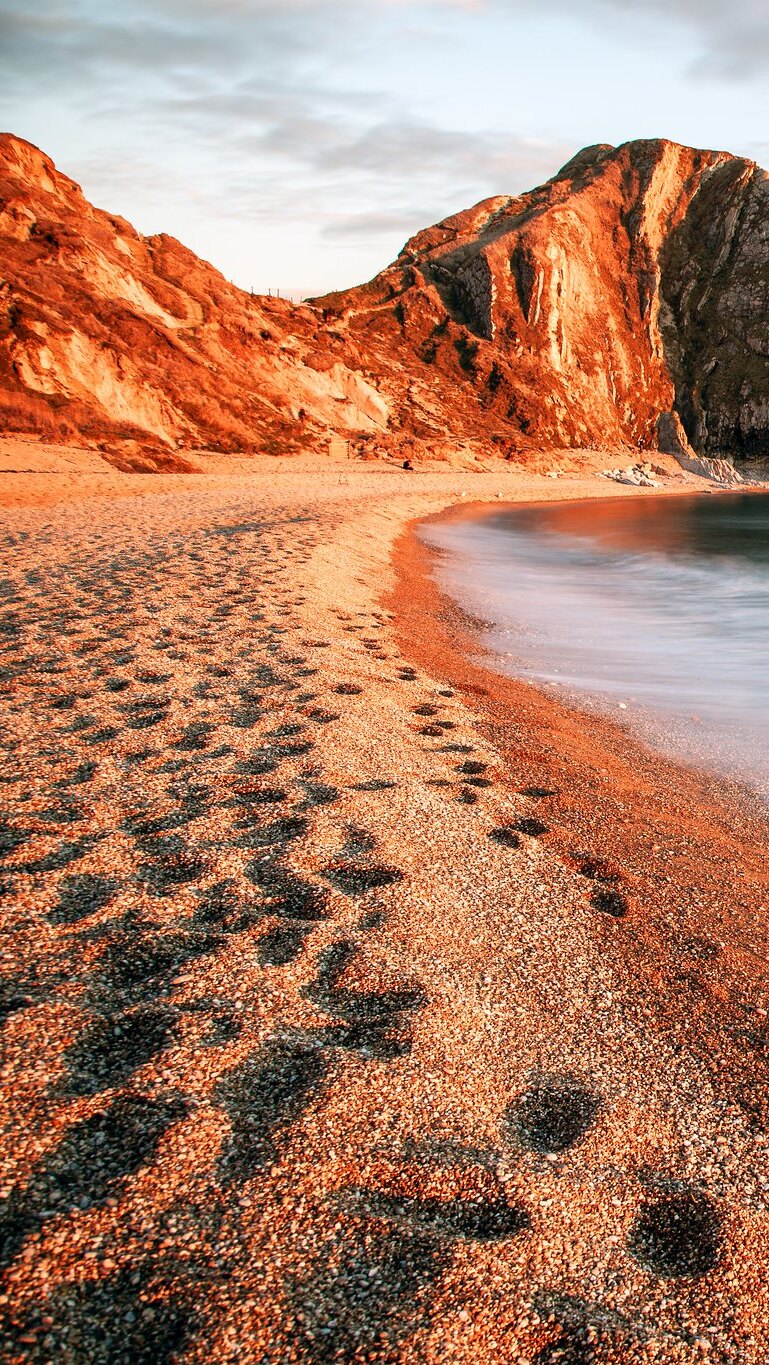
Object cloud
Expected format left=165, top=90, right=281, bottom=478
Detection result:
left=309, top=121, right=567, bottom=186
left=1, top=3, right=569, bottom=211
left=0, top=0, right=573, bottom=293
left=320, top=209, right=427, bottom=241
left=622, top=0, right=769, bottom=77
left=213, top=120, right=570, bottom=243
left=0, top=3, right=399, bottom=166
left=0, top=2, right=366, bottom=91
left=496, top=0, right=769, bottom=79
left=5, top=0, right=769, bottom=111
left=5, top=0, right=764, bottom=294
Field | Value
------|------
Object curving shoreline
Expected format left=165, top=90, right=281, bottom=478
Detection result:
left=2, top=443, right=769, bottom=1362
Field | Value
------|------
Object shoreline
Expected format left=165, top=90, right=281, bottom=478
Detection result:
left=407, top=488, right=769, bottom=809
left=391, top=498, right=769, bottom=1078
left=4, top=448, right=769, bottom=1361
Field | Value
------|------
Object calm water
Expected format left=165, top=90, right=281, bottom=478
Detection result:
left=423, top=492, right=769, bottom=798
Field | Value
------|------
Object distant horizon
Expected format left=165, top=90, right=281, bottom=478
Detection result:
left=4, top=2, right=769, bottom=295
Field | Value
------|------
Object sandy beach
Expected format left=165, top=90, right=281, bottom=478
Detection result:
left=2, top=441, right=769, bottom=1364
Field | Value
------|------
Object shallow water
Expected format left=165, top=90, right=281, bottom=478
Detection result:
left=423, top=492, right=769, bottom=799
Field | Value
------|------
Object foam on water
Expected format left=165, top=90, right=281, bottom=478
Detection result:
left=422, top=492, right=769, bottom=799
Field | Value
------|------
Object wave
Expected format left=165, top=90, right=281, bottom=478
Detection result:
left=423, top=492, right=769, bottom=799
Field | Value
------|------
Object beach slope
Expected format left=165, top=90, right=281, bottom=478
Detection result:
left=1, top=450, right=768, bottom=1363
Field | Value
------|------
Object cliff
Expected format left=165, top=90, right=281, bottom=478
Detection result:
left=2, top=133, right=769, bottom=461
left=0, top=135, right=390, bottom=459
left=317, top=138, right=769, bottom=461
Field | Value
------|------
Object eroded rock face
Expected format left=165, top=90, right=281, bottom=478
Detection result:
left=658, top=158, right=769, bottom=458
left=319, top=137, right=769, bottom=460
left=0, top=135, right=390, bottom=455
left=320, top=138, right=769, bottom=461
left=1, top=132, right=769, bottom=460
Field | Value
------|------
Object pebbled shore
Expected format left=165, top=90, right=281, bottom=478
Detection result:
left=1, top=446, right=769, bottom=1364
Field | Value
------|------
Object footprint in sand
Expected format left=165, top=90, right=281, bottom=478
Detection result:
left=489, top=827, right=522, bottom=849
left=136, top=842, right=208, bottom=896
left=300, top=780, right=341, bottom=808
left=358, top=908, right=388, bottom=931
left=193, top=880, right=263, bottom=934
left=246, top=860, right=330, bottom=922
left=60, top=1004, right=178, bottom=1096
left=322, top=824, right=404, bottom=900
left=87, top=927, right=220, bottom=1008
left=238, top=813, right=309, bottom=849
left=257, top=921, right=313, bottom=966
left=304, top=939, right=425, bottom=1059
left=531, top=1330, right=600, bottom=1363
left=48, top=872, right=117, bottom=925
left=573, top=854, right=629, bottom=919
left=236, top=784, right=288, bottom=806
left=346, top=1188, right=530, bottom=1243
left=626, top=1191, right=723, bottom=1278
left=590, top=886, right=629, bottom=918
left=215, top=1037, right=329, bottom=1183
left=502, top=1074, right=601, bottom=1155
left=285, top=1221, right=442, bottom=1361
left=0, top=1092, right=188, bottom=1271
left=323, top=860, right=403, bottom=896
left=513, top=817, right=549, bottom=838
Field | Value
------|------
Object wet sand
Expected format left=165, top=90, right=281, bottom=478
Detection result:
left=1, top=444, right=769, bottom=1363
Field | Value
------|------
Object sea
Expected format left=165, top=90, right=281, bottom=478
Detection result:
left=422, top=491, right=769, bottom=801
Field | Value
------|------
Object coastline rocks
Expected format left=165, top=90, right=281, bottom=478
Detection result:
left=658, top=411, right=744, bottom=485
left=674, top=451, right=744, bottom=486
left=600, top=462, right=659, bottom=487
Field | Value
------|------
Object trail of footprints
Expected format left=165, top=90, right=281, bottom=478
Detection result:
left=0, top=513, right=728, bottom=1361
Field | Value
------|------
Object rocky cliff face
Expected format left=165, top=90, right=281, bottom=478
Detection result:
left=2, top=133, right=769, bottom=460
left=318, top=138, right=769, bottom=460
left=657, top=157, right=769, bottom=458
left=0, top=135, right=391, bottom=458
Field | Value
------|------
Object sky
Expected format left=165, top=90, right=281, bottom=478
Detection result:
left=2, top=1, right=769, bottom=297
